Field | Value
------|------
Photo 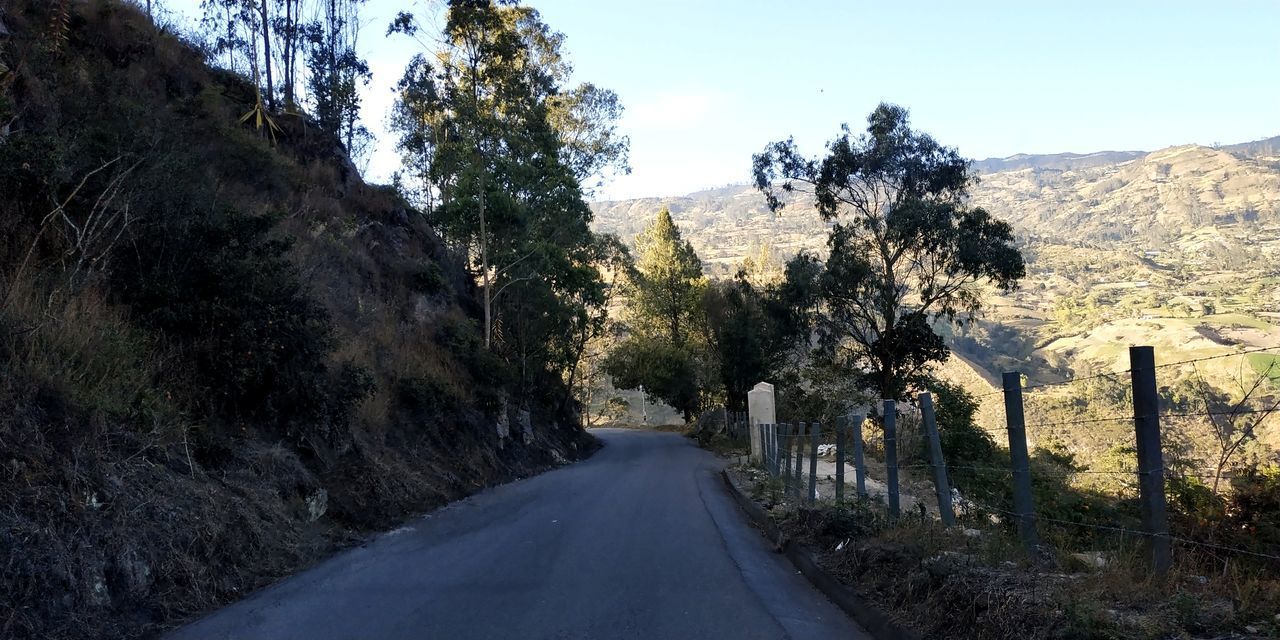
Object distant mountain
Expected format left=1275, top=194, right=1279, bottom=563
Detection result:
left=593, top=137, right=1280, bottom=467
left=972, top=150, right=1145, bottom=174
left=975, top=144, right=1280, bottom=246
left=1221, top=134, right=1280, bottom=162
left=970, top=134, right=1280, bottom=174
left=592, top=136, right=1280, bottom=256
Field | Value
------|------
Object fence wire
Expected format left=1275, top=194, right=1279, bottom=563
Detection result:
left=752, top=412, right=1280, bottom=566
left=973, top=345, right=1278, bottom=397
left=745, top=342, right=1280, bottom=567
left=985, top=506, right=1280, bottom=562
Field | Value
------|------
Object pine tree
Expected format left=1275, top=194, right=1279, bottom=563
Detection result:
left=605, top=208, right=708, bottom=421
left=629, top=207, right=705, bottom=348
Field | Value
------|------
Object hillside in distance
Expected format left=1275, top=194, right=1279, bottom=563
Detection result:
left=590, top=136, right=1280, bottom=414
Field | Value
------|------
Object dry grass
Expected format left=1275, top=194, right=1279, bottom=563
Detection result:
left=733, top=463, right=1280, bottom=640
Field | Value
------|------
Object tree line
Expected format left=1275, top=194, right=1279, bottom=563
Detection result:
left=604, top=104, right=1025, bottom=425
left=385, top=1, right=630, bottom=409
left=192, top=0, right=371, bottom=159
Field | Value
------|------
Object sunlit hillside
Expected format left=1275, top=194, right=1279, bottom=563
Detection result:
left=591, top=137, right=1280, bottom=448
left=592, top=137, right=1280, bottom=373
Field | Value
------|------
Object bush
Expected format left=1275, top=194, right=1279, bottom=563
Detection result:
left=1226, top=465, right=1280, bottom=550
left=111, top=208, right=370, bottom=444
left=931, top=380, right=1007, bottom=504
left=409, top=263, right=447, bottom=295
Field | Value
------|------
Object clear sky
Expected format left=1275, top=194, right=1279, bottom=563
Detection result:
left=161, top=0, right=1279, bottom=201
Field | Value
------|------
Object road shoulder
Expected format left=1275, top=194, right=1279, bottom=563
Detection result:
left=719, top=468, right=920, bottom=640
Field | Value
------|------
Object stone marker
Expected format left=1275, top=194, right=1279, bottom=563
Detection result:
left=747, top=382, right=776, bottom=463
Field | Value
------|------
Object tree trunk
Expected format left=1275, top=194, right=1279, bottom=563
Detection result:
left=328, top=0, right=338, bottom=135
left=259, top=0, right=274, bottom=110
left=282, top=0, right=295, bottom=109
left=481, top=169, right=492, bottom=350
left=225, top=4, right=235, bottom=72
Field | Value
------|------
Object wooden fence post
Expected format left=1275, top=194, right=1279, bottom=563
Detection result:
left=835, top=416, right=846, bottom=505
left=1002, top=371, right=1041, bottom=556
left=884, top=401, right=900, bottom=519
left=920, top=392, right=956, bottom=526
left=851, top=413, right=868, bottom=499
left=808, top=422, right=821, bottom=504
left=1130, top=346, right=1171, bottom=575
left=792, top=422, right=807, bottom=497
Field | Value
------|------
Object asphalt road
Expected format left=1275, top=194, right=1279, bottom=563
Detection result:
left=166, top=429, right=870, bottom=640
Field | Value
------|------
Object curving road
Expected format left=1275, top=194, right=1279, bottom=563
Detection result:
left=165, top=429, right=869, bottom=640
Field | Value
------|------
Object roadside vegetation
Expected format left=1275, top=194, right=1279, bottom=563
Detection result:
left=0, top=1, right=619, bottom=637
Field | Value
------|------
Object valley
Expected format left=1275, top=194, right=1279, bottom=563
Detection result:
left=592, top=136, right=1280, bottom=448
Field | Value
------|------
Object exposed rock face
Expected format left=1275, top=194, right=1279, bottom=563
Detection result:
left=305, top=489, right=329, bottom=523
left=518, top=407, right=533, bottom=445
left=496, top=400, right=511, bottom=441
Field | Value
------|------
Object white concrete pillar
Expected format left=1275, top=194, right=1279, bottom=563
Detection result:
left=747, top=382, right=776, bottom=463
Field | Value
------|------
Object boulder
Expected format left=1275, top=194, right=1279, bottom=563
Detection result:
left=1065, top=551, right=1107, bottom=571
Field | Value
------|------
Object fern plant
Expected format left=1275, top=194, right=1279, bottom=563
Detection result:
left=239, top=88, right=281, bottom=143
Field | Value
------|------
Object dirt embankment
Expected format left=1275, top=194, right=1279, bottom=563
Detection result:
left=0, top=2, right=600, bottom=638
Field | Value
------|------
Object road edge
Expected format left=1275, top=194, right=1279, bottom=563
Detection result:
left=719, top=469, right=920, bottom=640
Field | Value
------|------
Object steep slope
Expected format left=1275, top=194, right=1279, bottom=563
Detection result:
left=0, top=2, right=595, bottom=638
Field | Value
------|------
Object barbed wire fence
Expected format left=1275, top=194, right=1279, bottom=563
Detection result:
left=746, top=345, right=1280, bottom=574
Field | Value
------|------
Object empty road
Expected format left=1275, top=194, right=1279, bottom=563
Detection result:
left=166, top=429, right=869, bottom=640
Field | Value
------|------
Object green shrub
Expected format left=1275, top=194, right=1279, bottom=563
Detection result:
left=1166, top=474, right=1225, bottom=524
left=1226, top=465, right=1280, bottom=550
left=395, top=375, right=460, bottom=419
left=409, top=263, right=447, bottom=295
left=111, top=208, right=370, bottom=442
left=931, top=380, right=1007, bottom=505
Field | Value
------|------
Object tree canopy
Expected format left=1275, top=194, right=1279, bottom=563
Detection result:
left=388, top=1, right=627, bottom=400
left=628, top=207, right=705, bottom=347
left=604, top=208, right=707, bottom=420
left=753, top=103, right=1025, bottom=400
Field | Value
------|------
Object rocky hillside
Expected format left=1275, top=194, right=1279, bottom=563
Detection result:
left=0, top=2, right=595, bottom=638
left=976, top=141, right=1280, bottom=247
left=593, top=135, right=1280, bottom=258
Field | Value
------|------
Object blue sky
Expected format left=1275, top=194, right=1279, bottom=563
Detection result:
left=160, top=0, right=1280, bottom=200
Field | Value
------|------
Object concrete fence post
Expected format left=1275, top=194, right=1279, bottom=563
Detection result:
left=762, top=424, right=773, bottom=476
left=807, top=422, right=821, bottom=504
left=883, top=401, right=900, bottom=519
left=1130, top=346, right=1171, bottom=576
left=835, top=416, right=846, bottom=505
left=748, top=383, right=776, bottom=464
left=1002, top=371, right=1041, bottom=557
left=920, top=392, right=956, bottom=526
left=850, top=413, right=868, bottom=499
